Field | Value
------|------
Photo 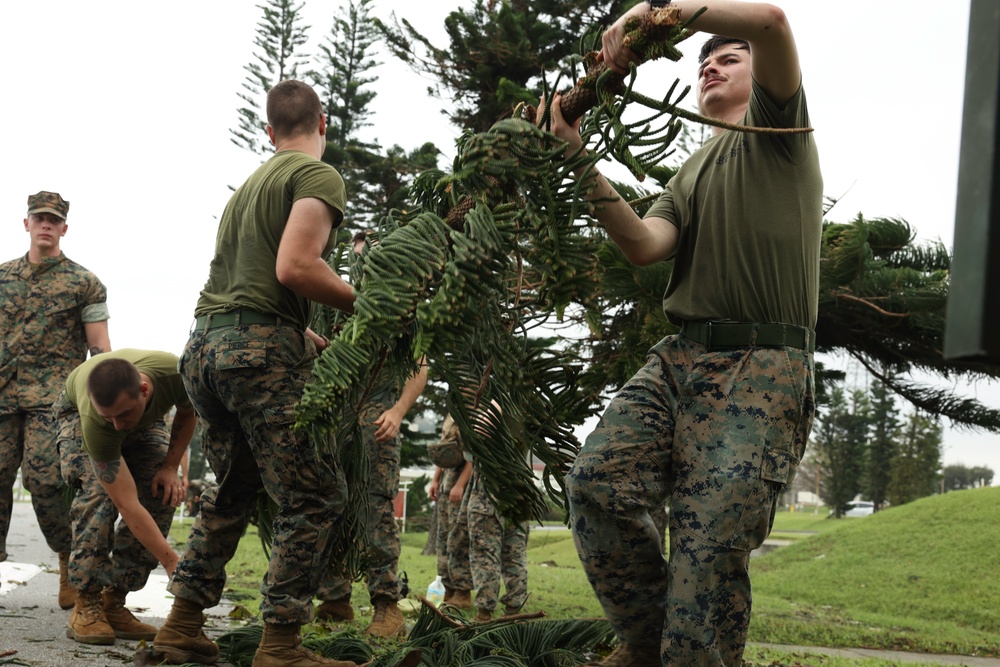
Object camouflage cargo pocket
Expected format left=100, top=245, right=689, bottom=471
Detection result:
left=58, top=416, right=86, bottom=489
left=731, top=447, right=795, bottom=551
left=216, top=340, right=268, bottom=370
left=43, top=294, right=77, bottom=316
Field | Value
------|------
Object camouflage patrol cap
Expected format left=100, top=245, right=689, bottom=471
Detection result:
left=27, top=191, right=69, bottom=220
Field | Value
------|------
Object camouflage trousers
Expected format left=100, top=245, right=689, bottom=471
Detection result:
left=318, top=397, right=404, bottom=604
left=0, top=407, right=71, bottom=561
left=435, top=466, right=472, bottom=591
left=169, top=324, right=347, bottom=626
left=467, top=476, right=528, bottom=612
left=58, top=404, right=174, bottom=593
left=566, top=334, right=815, bottom=667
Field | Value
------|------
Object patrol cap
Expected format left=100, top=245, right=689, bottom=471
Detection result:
left=27, top=191, right=70, bottom=220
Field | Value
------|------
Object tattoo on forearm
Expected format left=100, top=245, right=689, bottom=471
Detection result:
left=89, top=346, right=106, bottom=356
left=91, top=458, right=120, bottom=484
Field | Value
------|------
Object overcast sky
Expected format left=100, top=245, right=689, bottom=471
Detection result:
left=2, top=0, right=997, bottom=478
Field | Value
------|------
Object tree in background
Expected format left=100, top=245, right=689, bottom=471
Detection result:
left=887, top=411, right=942, bottom=506
left=317, top=0, right=445, bottom=232
left=235, top=0, right=442, bottom=234
left=942, top=464, right=971, bottom=491
left=376, top=0, right=634, bottom=133
left=231, top=0, right=311, bottom=155
left=312, top=0, right=378, bottom=150
left=814, top=386, right=871, bottom=517
left=969, top=465, right=996, bottom=487
left=404, top=473, right=431, bottom=523
left=942, top=464, right=993, bottom=491
left=339, top=141, right=442, bottom=231
left=865, top=379, right=899, bottom=511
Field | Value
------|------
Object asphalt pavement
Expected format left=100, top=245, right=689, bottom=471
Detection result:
left=0, top=501, right=232, bottom=667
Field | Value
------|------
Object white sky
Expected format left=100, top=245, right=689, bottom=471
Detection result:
left=2, top=0, right=997, bottom=477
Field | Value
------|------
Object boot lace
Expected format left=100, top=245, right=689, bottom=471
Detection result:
left=82, top=595, right=105, bottom=621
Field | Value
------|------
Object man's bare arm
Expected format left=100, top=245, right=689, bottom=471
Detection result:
left=374, top=361, right=429, bottom=442
left=275, top=197, right=355, bottom=313
left=150, top=406, right=197, bottom=509
left=602, top=1, right=800, bottom=106
left=83, top=320, right=111, bottom=357
left=90, top=457, right=178, bottom=576
left=542, top=95, right=680, bottom=265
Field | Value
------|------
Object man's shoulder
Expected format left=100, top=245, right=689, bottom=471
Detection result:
left=274, top=150, right=344, bottom=181
left=113, top=348, right=179, bottom=369
left=0, top=254, right=26, bottom=273
left=55, top=255, right=102, bottom=279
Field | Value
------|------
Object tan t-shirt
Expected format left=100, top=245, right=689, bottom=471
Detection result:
left=646, top=79, right=823, bottom=329
left=195, top=150, right=347, bottom=330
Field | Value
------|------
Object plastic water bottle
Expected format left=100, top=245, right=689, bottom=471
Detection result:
left=426, top=575, right=445, bottom=606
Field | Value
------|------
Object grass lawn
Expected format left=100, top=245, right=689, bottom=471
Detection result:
left=751, top=487, right=1000, bottom=657
left=168, top=486, right=1000, bottom=664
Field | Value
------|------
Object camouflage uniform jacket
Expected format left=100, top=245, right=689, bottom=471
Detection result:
left=0, top=252, right=108, bottom=412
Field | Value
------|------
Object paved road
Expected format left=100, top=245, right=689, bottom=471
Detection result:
left=3, top=501, right=998, bottom=666
left=0, top=501, right=231, bottom=667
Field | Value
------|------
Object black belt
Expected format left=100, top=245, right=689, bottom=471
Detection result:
left=193, top=310, right=282, bottom=331
left=680, top=321, right=815, bottom=352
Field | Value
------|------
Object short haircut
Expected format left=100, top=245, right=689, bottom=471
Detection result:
left=352, top=230, right=368, bottom=245
left=266, top=80, right=323, bottom=140
left=698, top=35, right=750, bottom=63
left=87, top=358, right=141, bottom=408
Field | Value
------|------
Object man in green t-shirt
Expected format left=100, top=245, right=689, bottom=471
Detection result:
left=59, top=349, right=195, bottom=646
left=543, top=2, right=821, bottom=665
left=153, top=80, right=359, bottom=667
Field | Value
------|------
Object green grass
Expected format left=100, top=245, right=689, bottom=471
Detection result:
left=750, top=487, right=1000, bottom=656
left=769, top=507, right=847, bottom=542
left=772, top=507, right=844, bottom=532
left=169, top=486, right=1000, bottom=662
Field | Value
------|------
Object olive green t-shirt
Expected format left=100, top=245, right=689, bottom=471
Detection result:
left=646, top=79, right=823, bottom=328
left=65, top=348, right=192, bottom=462
left=195, top=150, right=347, bottom=329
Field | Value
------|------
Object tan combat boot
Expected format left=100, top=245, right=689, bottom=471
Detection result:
left=153, top=596, right=219, bottom=664
left=473, top=607, right=493, bottom=623
left=315, top=599, right=355, bottom=622
left=446, top=588, right=472, bottom=610
left=57, top=552, right=76, bottom=610
left=251, top=623, right=358, bottom=667
left=584, top=644, right=661, bottom=666
left=67, top=590, right=115, bottom=645
left=366, top=599, right=406, bottom=638
left=102, top=586, right=158, bottom=640
left=442, top=585, right=455, bottom=604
